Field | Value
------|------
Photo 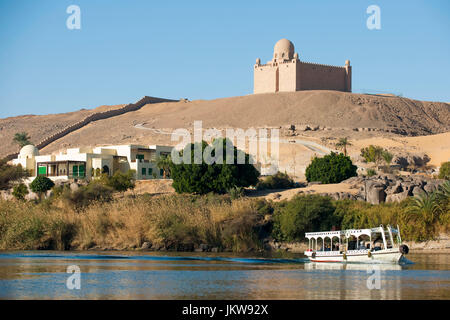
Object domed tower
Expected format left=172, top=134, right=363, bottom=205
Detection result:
left=11, top=144, right=40, bottom=176
left=273, top=38, right=295, bottom=61
left=19, top=145, right=39, bottom=159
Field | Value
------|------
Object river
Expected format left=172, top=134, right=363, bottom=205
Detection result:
left=0, top=251, right=448, bottom=299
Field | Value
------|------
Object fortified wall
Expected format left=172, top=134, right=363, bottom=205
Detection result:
left=4, top=96, right=178, bottom=161
left=254, top=39, right=351, bottom=94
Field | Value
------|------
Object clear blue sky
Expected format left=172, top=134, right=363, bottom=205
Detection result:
left=0, top=0, right=449, bottom=118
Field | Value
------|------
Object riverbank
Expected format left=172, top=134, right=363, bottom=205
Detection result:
left=0, top=192, right=448, bottom=252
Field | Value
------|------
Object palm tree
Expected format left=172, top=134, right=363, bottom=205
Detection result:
left=155, top=154, right=172, bottom=179
left=335, top=137, right=352, bottom=156
left=13, top=132, right=31, bottom=150
left=436, top=181, right=450, bottom=215
left=407, top=192, right=441, bottom=240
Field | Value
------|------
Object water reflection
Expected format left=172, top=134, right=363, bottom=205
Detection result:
left=0, top=251, right=448, bottom=299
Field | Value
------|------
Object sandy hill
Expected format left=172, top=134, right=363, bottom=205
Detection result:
left=1, top=91, right=449, bottom=165
left=0, top=104, right=125, bottom=157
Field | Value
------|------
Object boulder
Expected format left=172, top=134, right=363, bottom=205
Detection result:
left=70, top=183, right=79, bottom=191
left=141, top=242, right=152, bottom=249
left=386, top=191, right=409, bottom=203
left=385, top=181, right=403, bottom=195
left=412, top=186, right=426, bottom=197
left=366, top=182, right=387, bottom=204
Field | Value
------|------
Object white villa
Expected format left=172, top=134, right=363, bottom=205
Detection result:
left=12, top=144, right=173, bottom=181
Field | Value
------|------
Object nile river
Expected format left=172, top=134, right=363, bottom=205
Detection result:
left=0, top=251, right=448, bottom=299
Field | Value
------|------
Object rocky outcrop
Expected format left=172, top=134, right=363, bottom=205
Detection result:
left=342, top=175, right=447, bottom=204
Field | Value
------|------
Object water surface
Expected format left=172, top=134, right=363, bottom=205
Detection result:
left=0, top=251, right=448, bottom=299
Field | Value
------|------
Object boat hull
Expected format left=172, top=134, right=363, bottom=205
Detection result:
left=304, top=249, right=403, bottom=264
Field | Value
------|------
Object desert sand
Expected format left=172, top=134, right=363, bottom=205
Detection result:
left=1, top=90, right=448, bottom=179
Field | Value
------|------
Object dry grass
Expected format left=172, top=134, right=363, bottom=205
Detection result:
left=0, top=194, right=264, bottom=251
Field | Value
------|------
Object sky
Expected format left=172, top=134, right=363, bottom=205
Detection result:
left=0, top=0, right=449, bottom=118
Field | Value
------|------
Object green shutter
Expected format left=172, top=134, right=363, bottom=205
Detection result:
left=73, top=165, right=78, bottom=177
left=79, top=165, right=85, bottom=177
left=38, top=166, right=47, bottom=175
left=136, top=154, right=144, bottom=160
left=142, top=168, right=146, bottom=175
left=148, top=168, right=153, bottom=175
left=160, top=169, right=164, bottom=176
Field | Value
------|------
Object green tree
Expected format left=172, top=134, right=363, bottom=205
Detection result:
left=0, top=159, right=28, bottom=190
left=169, top=138, right=260, bottom=194
left=155, top=154, right=172, bottom=179
left=13, top=132, right=31, bottom=150
left=360, top=145, right=384, bottom=165
left=12, top=183, right=29, bottom=201
left=272, top=195, right=338, bottom=241
left=438, top=162, right=450, bottom=180
left=305, top=152, right=357, bottom=184
left=335, top=137, right=352, bottom=156
left=30, top=176, right=55, bottom=200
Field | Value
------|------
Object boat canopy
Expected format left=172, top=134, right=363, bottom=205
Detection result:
left=305, top=225, right=399, bottom=240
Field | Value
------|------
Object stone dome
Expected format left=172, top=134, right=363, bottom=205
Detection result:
left=19, top=145, right=39, bottom=158
left=273, top=38, right=295, bottom=61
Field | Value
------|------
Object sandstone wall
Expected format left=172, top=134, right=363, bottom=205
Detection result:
left=297, top=61, right=349, bottom=92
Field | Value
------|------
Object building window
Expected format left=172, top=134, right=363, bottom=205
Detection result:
left=148, top=168, right=153, bottom=175
left=160, top=169, right=164, bottom=176
left=142, top=168, right=146, bottom=176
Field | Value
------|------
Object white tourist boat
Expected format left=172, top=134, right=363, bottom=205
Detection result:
left=304, top=225, right=409, bottom=263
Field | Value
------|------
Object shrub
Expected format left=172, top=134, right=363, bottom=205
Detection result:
left=305, top=152, right=357, bottom=184
left=12, top=183, right=28, bottom=201
left=105, top=170, right=136, bottom=192
left=228, top=186, right=245, bottom=200
left=366, top=168, right=377, bottom=177
left=272, top=195, right=337, bottom=242
left=30, top=176, right=55, bottom=200
left=439, top=162, right=450, bottom=180
left=0, top=160, right=28, bottom=190
left=170, top=139, right=260, bottom=194
left=62, top=181, right=113, bottom=210
left=360, top=145, right=385, bottom=164
left=256, top=172, right=295, bottom=190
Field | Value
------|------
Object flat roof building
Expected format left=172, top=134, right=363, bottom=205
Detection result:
left=12, top=144, right=173, bottom=182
